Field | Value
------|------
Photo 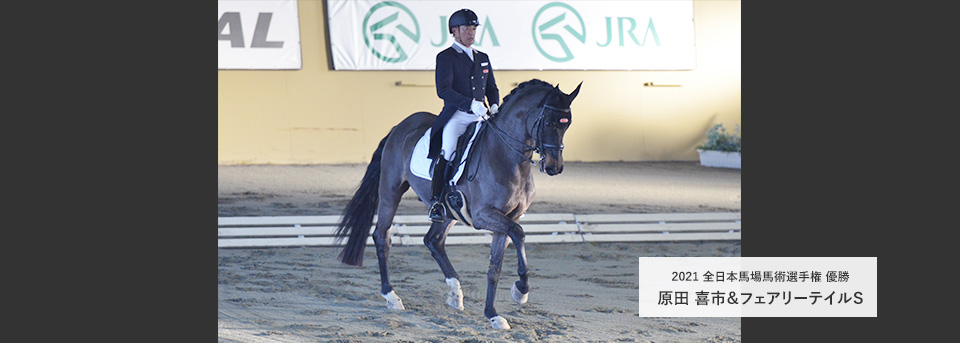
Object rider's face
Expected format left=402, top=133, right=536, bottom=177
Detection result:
left=452, top=25, right=477, bottom=47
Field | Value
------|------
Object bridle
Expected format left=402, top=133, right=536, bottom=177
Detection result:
left=483, top=89, right=568, bottom=172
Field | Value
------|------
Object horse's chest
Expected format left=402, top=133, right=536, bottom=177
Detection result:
left=464, top=176, right=534, bottom=211
left=508, top=178, right=536, bottom=210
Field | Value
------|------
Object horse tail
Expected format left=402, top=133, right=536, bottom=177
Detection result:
left=334, top=129, right=391, bottom=266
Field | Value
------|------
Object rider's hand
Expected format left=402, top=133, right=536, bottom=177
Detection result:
left=471, top=100, right=488, bottom=118
left=489, top=103, right=499, bottom=115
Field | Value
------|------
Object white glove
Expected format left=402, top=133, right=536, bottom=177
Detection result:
left=489, top=103, right=499, bottom=115
left=470, top=100, right=488, bottom=117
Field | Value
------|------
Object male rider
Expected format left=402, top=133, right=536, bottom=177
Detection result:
left=427, top=8, right=500, bottom=222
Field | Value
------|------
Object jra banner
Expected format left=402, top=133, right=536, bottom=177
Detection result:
left=327, top=0, right=695, bottom=70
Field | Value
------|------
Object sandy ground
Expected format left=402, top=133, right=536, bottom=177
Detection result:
left=218, top=162, right=742, bottom=342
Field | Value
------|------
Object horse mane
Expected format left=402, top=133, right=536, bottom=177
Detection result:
left=501, top=79, right=554, bottom=107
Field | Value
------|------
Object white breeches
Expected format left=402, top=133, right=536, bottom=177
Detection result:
left=441, top=110, right=482, bottom=160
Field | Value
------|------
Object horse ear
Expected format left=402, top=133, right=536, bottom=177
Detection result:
left=568, top=81, right=582, bottom=102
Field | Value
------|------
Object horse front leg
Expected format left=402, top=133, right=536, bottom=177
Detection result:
left=475, top=213, right=530, bottom=303
left=473, top=209, right=528, bottom=329
left=485, top=233, right=511, bottom=329
left=506, top=222, right=529, bottom=305
left=423, top=219, right=463, bottom=310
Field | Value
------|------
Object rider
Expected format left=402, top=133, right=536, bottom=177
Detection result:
left=428, top=8, right=500, bottom=223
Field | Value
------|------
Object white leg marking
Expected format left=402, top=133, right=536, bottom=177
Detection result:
left=490, top=316, right=511, bottom=330
left=382, top=290, right=405, bottom=310
left=511, top=282, right=529, bottom=305
left=445, top=278, right=464, bottom=310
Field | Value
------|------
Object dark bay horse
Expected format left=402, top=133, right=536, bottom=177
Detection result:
left=333, top=79, right=581, bottom=330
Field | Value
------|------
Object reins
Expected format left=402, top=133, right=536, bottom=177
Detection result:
left=467, top=89, right=567, bottom=180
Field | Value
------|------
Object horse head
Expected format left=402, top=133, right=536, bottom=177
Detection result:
left=537, top=81, right=581, bottom=176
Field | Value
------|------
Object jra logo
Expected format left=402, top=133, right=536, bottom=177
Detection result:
left=532, top=2, right=585, bottom=62
left=363, top=1, right=421, bottom=63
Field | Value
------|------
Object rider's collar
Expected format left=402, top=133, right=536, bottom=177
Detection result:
left=452, top=41, right=474, bottom=61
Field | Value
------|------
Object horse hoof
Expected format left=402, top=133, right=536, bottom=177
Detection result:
left=446, top=278, right=464, bottom=311
left=511, top=282, right=528, bottom=305
left=490, top=316, right=511, bottom=330
left=382, top=290, right=405, bottom=310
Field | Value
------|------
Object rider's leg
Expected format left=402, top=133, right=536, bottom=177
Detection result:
left=429, top=110, right=479, bottom=222
left=428, top=156, right=449, bottom=222
left=441, top=111, right=476, bottom=161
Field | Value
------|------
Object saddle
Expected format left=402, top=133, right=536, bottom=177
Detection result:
left=431, top=121, right=479, bottom=174
left=411, top=122, right=482, bottom=184
left=411, top=121, right=485, bottom=227
left=442, top=121, right=483, bottom=227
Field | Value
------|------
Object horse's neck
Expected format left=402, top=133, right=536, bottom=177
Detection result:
left=494, top=95, right=541, bottom=144
left=493, top=110, right=533, bottom=143
left=479, top=106, right=536, bottom=175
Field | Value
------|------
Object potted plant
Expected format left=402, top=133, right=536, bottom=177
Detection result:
left=697, top=123, right=741, bottom=169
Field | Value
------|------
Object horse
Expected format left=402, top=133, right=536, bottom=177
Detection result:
left=333, top=79, right=581, bottom=330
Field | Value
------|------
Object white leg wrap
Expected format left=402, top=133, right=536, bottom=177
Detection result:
left=489, top=316, right=511, bottom=330
left=445, top=278, right=464, bottom=310
left=511, top=282, right=529, bottom=305
left=382, top=290, right=405, bottom=310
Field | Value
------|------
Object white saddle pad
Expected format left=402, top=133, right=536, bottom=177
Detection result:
left=410, top=123, right=482, bottom=184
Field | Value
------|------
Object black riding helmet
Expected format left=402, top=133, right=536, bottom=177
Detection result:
left=448, top=9, right=480, bottom=33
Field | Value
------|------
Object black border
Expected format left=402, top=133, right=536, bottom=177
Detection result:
left=746, top=2, right=894, bottom=341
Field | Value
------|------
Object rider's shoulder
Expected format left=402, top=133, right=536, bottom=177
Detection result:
left=473, top=49, right=490, bottom=60
left=437, top=46, right=457, bottom=57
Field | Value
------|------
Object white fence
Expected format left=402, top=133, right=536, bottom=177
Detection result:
left=218, top=212, right=740, bottom=248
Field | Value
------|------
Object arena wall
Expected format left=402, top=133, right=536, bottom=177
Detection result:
left=218, top=0, right=741, bottom=164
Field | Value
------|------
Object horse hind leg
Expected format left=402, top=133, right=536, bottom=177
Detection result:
left=423, top=219, right=463, bottom=310
left=373, top=181, right=409, bottom=310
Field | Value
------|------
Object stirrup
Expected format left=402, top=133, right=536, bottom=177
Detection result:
left=428, top=200, right=446, bottom=223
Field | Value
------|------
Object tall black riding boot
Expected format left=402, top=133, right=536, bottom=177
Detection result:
left=428, top=156, right=449, bottom=222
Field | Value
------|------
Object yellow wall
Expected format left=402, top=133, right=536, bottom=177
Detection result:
left=218, top=0, right=741, bottom=164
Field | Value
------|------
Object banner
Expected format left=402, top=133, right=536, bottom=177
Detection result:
left=637, top=257, right=878, bottom=317
left=218, top=0, right=302, bottom=69
left=327, top=0, right=695, bottom=70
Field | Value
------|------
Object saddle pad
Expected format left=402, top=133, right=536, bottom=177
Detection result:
left=410, top=123, right=482, bottom=184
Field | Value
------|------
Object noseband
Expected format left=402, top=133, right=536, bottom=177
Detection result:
left=485, top=89, right=568, bottom=168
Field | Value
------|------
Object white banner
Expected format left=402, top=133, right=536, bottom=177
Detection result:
left=637, top=257, right=878, bottom=317
left=327, top=0, right=695, bottom=70
left=218, top=0, right=302, bottom=69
